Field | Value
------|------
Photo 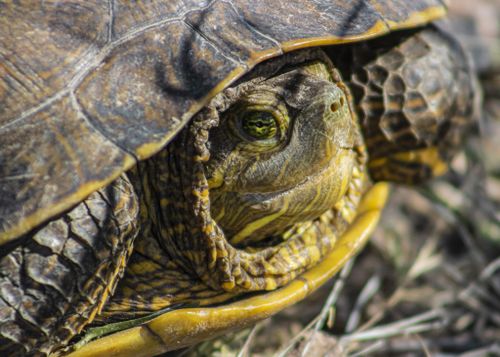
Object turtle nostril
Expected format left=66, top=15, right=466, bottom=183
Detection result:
left=329, top=96, right=345, bottom=113
left=330, top=101, right=341, bottom=112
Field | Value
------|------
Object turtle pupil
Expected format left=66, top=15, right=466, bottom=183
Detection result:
left=241, top=111, right=277, bottom=140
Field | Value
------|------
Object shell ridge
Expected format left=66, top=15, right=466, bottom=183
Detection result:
left=0, top=0, right=220, bottom=135
left=68, top=92, right=137, bottom=161
left=368, top=0, right=396, bottom=30
left=181, top=19, right=243, bottom=68
left=219, top=0, right=284, bottom=55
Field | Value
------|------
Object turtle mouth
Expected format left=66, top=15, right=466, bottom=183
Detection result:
left=222, top=146, right=357, bottom=248
left=277, top=145, right=355, bottom=194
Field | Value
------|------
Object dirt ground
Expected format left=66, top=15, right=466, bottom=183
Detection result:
left=179, top=1, right=500, bottom=356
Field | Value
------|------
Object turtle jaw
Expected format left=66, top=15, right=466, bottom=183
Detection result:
left=225, top=146, right=357, bottom=247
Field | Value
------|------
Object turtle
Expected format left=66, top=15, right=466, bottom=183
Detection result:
left=0, top=1, right=477, bottom=356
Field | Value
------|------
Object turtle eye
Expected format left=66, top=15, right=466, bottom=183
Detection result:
left=240, top=111, right=278, bottom=140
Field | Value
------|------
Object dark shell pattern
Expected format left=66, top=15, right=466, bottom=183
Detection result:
left=0, top=0, right=446, bottom=245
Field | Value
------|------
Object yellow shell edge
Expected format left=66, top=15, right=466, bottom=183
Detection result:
left=63, top=182, right=390, bottom=357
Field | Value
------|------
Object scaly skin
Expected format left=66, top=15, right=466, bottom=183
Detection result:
left=0, top=26, right=476, bottom=355
left=102, top=49, right=369, bottom=318
left=0, top=176, right=139, bottom=356
left=329, top=26, right=476, bottom=183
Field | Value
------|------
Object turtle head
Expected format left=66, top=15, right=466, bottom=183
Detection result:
left=131, top=50, right=368, bottom=297
left=205, top=58, right=364, bottom=246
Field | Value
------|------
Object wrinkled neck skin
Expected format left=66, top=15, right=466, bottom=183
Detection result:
left=106, top=48, right=370, bottom=317
left=101, top=28, right=478, bottom=319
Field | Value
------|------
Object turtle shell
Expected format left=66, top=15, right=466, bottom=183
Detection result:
left=0, top=0, right=447, bottom=245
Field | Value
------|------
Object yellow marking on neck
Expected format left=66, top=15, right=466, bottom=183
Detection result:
left=203, top=224, right=214, bottom=235
left=302, top=185, right=323, bottom=214
left=231, top=200, right=290, bottom=245
left=222, top=281, right=236, bottom=290
left=129, top=260, right=161, bottom=275
left=160, top=198, right=170, bottom=207
left=151, top=297, right=172, bottom=310
left=213, top=205, right=225, bottom=222
left=207, top=169, right=225, bottom=189
left=192, top=188, right=209, bottom=198
left=308, top=246, right=321, bottom=265
left=264, top=278, right=278, bottom=290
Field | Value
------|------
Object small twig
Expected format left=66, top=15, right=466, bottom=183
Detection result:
left=341, top=309, right=446, bottom=343
left=481, top=257, right=500, bottom=280
left=467, top=283, right=500, bottom=310
left=406, top=234, right=441, bottom=280
left=236, top=321, right=263, bottom=357
left=345, top=274, right=381, bottom=333
left=460, top=343, right=500, bottom=357
left=344, top=321, right=444, bottom=343
left=356, top=233, right=441, bottom=333
left=480, top=257, right=500, bottom=297
left=442, top=262, right=467, bottom=285
left=415, top=333, right=432, bottom=357
left=314, top=258, right=356, bottom=331
left=458, top=289, right=500, bottom=327
left=300, top=258, right=355, bottom=357
left=420, top=188, right=487, bottom=268
left=348, top=340, right=386, bottom=357
left=275, top=313, right=322, bottom=357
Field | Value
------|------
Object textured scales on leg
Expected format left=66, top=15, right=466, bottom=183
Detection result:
left=329, top=26, right=477, bottom=183
left=0, top=176, right=139, bottom=356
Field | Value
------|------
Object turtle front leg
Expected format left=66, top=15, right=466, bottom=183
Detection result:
left=332, top=26, right=478, bottom=184
left=0, top=175, right=139, bottom=356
